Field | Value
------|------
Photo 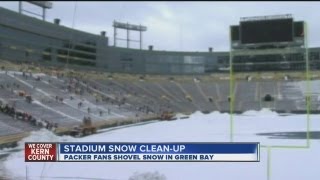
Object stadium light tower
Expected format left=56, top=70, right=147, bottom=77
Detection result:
left=113, top=21, right=147, bottom=49
left=18, top=1, right=53, bottom=21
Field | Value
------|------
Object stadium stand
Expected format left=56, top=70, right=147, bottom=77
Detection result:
left=0, top=7, right=320, bottom=144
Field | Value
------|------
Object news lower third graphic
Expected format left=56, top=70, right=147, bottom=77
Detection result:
left=25, top=142, right=260, bottom=162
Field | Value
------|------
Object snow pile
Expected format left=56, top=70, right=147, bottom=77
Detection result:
left=241, top=108, right=278, bottom=116
left=129, top=171, right=166, bottom=180
left=18, top=129, right=75, bottom=145
left=0, top=129, right=74, bottom=155
left=298, top=80, right=320, bottom=95
left=31, top=73, right=47, bottom=78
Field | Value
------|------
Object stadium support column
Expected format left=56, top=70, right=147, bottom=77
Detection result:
left=113, top=21, right=117, bottom=47
left=127, top=22, right=130, bottom=48
left=42, top=7, right=46, bottom=20
left=140, top=25, right=142, bottom=50
left=19, top=1, right=22, bottom=14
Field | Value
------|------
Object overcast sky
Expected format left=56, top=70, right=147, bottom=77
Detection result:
left=1, top=1, right=319, bottom=52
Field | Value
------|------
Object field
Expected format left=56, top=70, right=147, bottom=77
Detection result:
left=1, top=110, right=319, bottom=180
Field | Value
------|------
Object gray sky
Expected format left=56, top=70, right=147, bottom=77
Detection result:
left=1, top=1, right=319, bottom=51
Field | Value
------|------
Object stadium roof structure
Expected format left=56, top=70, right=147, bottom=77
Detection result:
left=240, top=14, right=293, bottom=22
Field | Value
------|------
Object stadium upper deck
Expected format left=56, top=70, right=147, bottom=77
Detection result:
left=0, top=7, right=319, bottom=75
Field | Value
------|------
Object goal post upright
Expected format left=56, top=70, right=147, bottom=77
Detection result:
left=228, top=16, right=311, bottom=148
left=229, top=26, right=234, bottom=142
left=304, top=21, right=311, bottom=147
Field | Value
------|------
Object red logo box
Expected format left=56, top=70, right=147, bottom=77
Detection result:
left=25, top=143, right=56, bottom=162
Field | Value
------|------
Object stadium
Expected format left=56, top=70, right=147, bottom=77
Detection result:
left=0, top=1, right=319, bottom=180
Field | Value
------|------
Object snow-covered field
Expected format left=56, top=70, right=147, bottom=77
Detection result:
left=1, top=109, right=320, bottom=180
